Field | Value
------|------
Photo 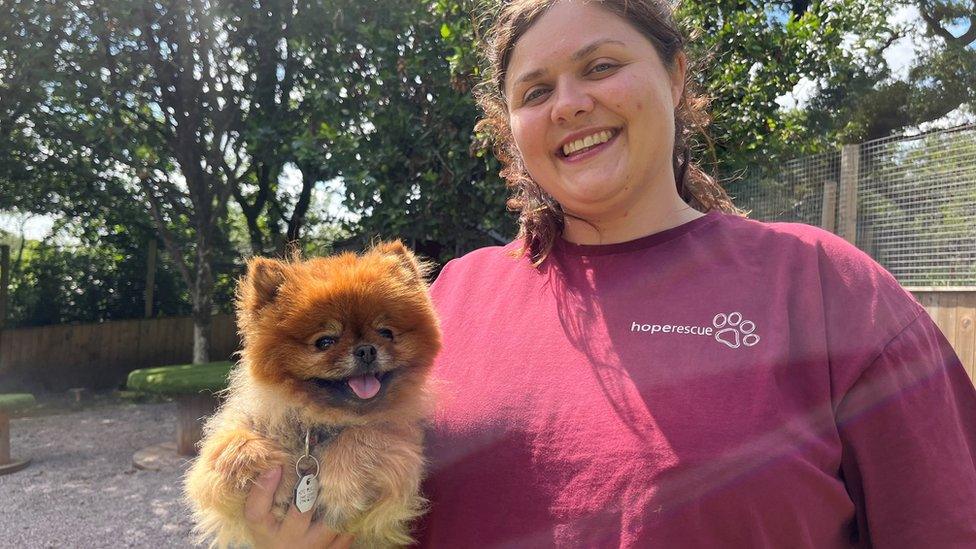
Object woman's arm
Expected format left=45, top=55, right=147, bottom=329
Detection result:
left=836, top=312, right=976, bottom=546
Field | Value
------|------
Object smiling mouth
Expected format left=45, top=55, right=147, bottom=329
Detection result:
left=307, top=369, right=395, bottom=402
left=559, top=129, right=618, bottom=159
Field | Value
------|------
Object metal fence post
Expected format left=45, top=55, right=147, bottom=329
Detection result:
left=821, top=181, right=838, bottom=233
left=838, top=144, right=860, bottom=244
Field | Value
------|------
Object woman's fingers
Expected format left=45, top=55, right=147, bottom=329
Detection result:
left=304, top=520, right=355, bottom=549
left=327, top=533, right=356, bottom=549
left=243, top=466, right=357, bottom=548
left=279, top=500, right=314, bottom=536
left=244, top=466, right=282, bottom=533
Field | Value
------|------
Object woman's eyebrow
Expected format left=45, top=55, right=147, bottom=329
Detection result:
left=509, top=38, right=627, bottom=92
left=512, top=68, right=547, bottom=90
left=571, top=38, right=626, bottom=61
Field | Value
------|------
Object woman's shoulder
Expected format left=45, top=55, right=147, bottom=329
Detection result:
left=717, top=212, right=908, bottom=291
left=717, top=212, right=862, bottom=257
left=430, top=241, right=526, bottom=290
left=448, top=241, right=520, bottom=267
left=719, top=211, right=922, bottom=321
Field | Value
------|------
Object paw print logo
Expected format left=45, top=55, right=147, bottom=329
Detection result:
left=712, top=312, right=760, bottom=349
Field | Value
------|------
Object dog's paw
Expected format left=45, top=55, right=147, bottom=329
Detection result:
left=200, top=427, right=289, bottom=489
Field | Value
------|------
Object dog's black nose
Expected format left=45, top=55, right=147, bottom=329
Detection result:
left=354, top=344, right=377, bottom=364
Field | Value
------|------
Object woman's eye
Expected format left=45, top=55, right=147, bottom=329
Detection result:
left=590, top=62, right=616, bottom=74
left=523, top=87, right=549, bottom=104
left=314, top=336, right=336, bottom=350
left=377, top=328, right=395, bottom=341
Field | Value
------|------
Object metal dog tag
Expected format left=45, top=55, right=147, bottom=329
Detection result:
left=295, top=474, right=318, bottom=513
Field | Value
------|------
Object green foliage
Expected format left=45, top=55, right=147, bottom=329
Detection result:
left=0, top=394, right=35, bottom=413
left=126, top=361, right=233, bottom=395
left=677, top=0, right=898, bottom=172
left=5, top=229, right=192, bottom=328
left=801, top=0, right=976, bottom=143
left=291, top=0, right=513, bottom=262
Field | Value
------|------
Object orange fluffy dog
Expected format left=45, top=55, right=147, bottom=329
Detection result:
left=184, top=241, right=441, bottom=548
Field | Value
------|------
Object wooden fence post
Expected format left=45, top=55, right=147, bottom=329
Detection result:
left=838, top=144, right=860, bottom=244
left=821, top=181, right=838, bottom=233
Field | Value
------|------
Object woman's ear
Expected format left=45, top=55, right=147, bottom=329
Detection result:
left=670, top=52, right=688, bottom=109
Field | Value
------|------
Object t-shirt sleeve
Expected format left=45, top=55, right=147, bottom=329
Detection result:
left=429, top=258, right=466, bottom=313
left=835, top=311, right=976, bottom=546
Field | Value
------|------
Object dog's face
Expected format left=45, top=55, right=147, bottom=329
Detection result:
left=236, top=241, right=441, bottom=423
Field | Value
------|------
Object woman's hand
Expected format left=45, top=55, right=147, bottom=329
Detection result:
left=244, top=466, right=355, bottom=549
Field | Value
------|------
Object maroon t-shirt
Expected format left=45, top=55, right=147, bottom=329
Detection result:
left=415, top=211, right=976, bottom=548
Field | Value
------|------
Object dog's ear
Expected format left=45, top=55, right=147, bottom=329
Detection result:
left=372, top=240, right=428, bottom=283
left=240, top=256, right=286, bottom=312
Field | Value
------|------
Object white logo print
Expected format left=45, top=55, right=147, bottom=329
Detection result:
left=712, top=312, right=760, bottom=349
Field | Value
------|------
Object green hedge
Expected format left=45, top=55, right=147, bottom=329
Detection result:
left=0, top=393, right=36, bottom=413
left=126, top=361, right=234, bottom=395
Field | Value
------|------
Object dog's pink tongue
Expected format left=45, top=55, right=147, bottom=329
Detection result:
left=347, top=374, right=381, bottom=399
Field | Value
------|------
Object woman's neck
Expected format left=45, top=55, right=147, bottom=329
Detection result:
left=561, top=187, right=704, bottom=246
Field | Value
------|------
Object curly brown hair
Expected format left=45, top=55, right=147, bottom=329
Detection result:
left=474, top=0, right=742, bottom=265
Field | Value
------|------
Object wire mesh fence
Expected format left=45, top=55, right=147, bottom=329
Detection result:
left=731, top=124, right=976, bottom=287
left=731, top=150, right=839, bottom=228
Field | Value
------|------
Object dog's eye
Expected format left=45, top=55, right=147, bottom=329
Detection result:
left=314, top=336, right=336, bottom=350
left=377, top=328, right=394, bottom=341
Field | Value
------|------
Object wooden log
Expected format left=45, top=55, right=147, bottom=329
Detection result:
left=0, top=413, right=9, bottom=464
left=0, top=412, right=31, bottom=474
left=176, top=393, right=220, bottom=456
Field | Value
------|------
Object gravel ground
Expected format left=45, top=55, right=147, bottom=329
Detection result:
left=0, top=394, right=197, bottom=548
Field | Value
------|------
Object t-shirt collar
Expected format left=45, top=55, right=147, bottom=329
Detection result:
left=552, top=210, right=722, bottom=257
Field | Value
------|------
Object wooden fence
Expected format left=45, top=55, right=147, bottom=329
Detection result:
left=0, top=314, right=239, bottom=391
left=909, top=288, right=976, bottom=384
left=0, top=289, right=974, bottom=392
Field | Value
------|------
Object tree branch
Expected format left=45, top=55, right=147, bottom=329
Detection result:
left=140, top=176, right=194, bottom=288
left=919, top=1, right=976, bottom=46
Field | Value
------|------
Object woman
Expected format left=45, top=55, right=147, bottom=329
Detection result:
left=244, top=1, right=976, bottom=547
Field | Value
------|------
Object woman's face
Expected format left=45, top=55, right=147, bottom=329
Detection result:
left=505, top=1, right=685, bottom=222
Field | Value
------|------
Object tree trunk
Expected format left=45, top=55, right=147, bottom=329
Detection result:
left=192, top=304, right=212, bottom=364
left=191, top=236, right=214, bottom=364
left=287, top=164, right=318, bottom=244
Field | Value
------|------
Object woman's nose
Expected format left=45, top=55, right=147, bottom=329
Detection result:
left=550, top=80, right=594, bottom=123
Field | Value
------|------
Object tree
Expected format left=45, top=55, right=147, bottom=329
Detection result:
left=676, top=0, right=898, bottom=171
left=4, top=229, right=196, bottom=328
left=292, top=0, right=514, bottom=261
left=3, top=1, right=255, bottom=362
left=918, top=0, right=976, bottom=46
left=1, top=0, right=321, bottom=358
left=798, top=0, right=976, bottom=143
left=2, top=0, right=515, bottom=350
left=217, top=0, right=339, bottom=255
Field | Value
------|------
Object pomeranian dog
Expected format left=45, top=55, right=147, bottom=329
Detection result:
left=184, top=241, right=441, bottom=548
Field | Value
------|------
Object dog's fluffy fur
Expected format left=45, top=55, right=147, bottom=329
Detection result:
left=184, top=241, right=441, bottom=548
